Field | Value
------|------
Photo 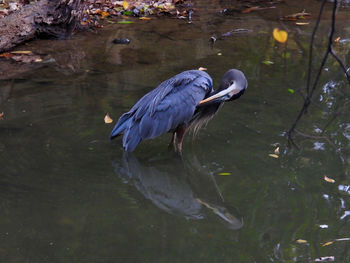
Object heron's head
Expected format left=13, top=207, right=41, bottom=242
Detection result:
left=199, top=69, right=247, bottom=105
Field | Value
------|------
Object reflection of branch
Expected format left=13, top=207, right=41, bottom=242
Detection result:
left=288, top=0, right=349, bottom=143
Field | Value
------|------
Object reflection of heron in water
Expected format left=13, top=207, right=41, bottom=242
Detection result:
left=112, top=152, right=243, bottom=230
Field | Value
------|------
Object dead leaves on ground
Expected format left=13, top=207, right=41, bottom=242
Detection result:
left=0, top=51, right=43, bottom=63
left=83, top=0, right=191, bottom=27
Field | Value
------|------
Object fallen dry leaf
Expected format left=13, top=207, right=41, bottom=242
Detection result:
left=334, top=37, right=341, bottom=43
left=296, top=239, right=308, bottom=244
left=218, top=172, right=231, bottom=176
left=104, top=113, right=113, bottom=124
left=273, top=28, right=288, bottom=44
left=324, top=176, right=335, bottom=183
left=0, top=52, right=14, bottom=59
left=122, top=1, right=129, bottom=10
left=322, top=241, right=334, bottom=247
left=280, top=11, right=311, bottom=21
left=198, top=67, right=207, bottom=71
left=241, top=6, right=259, bottom=14
left=269, top=154, right=279, bottom=159
left=10, top=50, right=32, bottom=54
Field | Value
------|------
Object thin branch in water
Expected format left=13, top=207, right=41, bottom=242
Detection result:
left=330, top=48, right=350, bottom=84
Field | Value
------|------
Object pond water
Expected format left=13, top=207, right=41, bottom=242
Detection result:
left=1, top=1, right=350, bottom=262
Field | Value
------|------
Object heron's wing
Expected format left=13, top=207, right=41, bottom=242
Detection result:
left=121, top=70, right=213, bottom=151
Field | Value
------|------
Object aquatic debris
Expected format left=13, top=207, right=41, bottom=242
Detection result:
left=262, top=60, right=274, bottom=65
left=274, top=147, right=280, bottom=155
left=218, top=172, right=231, bottom=176
left=296, top=239, right=308, bottom=244
left=296, top=22, right=309, bottom=26
left=104, top=113, right=113, bottom=124
left=280, top=10, right=311, bottom=21
left=269, top=154, right=279, bottom=159
left=273, top=28, right=288, bottom=44
left=314, top=256, right=335, bottom=262
left=288, top=89, right=295, bottom=94
left=198, top=67, right=207, bottom=71
left=112, top=38, right=130, bottom=44
left=324, top=176, right=335, bottom=183
left=322, top=241, right=334, bottom=247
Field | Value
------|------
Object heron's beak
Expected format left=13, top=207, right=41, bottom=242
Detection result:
left=198, top=82, right=241, bottom=105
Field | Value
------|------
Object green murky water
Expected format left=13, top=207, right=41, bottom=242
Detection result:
left=1, top=1, right=350, bottom=262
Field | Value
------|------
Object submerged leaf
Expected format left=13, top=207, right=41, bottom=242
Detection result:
left=322, top=241, right=334, bottom=247
left=273, top=28, right=288, bottom=44
left=296, top=239, right=308, bottom=244
left=262, top=60, right=274, bottom=65
left=324, top=176, right=335, bottom=183
left=104, top=113, right=113, bottom=124
left=218, top=172, right=231, bottom=176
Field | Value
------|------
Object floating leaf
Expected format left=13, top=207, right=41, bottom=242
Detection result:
left=296, top=239, right=308, bottom=244
left=218, top=172, right=231, bottom=176
left=288, top=89, right=295, bottom=94
left=324, top=176, right=335, bottom=183
left=280, top=11, right=311, bottom=21
left=315, top=256, right=335, bottom=262
left=122, top=1, right=129, bottom=10
left=10, top=50, right=32, bottom=54
left=217, top=52, right=222, bottom=56
left=118, top=20, right=133, bottom=24
left=273, top=28, right=288, bottom=44
left=274, top=147, right=280, bottom=155
left=335, top=237, right=350, bottom=241
left=334, top=37, right=341, bottom=43
left=322, top=241, right=334, bottom=247
left=269, top=154, right=279, bottom=159
left=241, top=6, right=259, bottom=14
left=139, top=17, right=151, bottom=20
left=262, top=60, right=274, bottom=65
left=319, top=224, right=328, bottom=229
left=296, top=22, right=309, bottom=26
left=104, top=113, right=113, bottom=124
left=198, top=67, right=207, bottom=71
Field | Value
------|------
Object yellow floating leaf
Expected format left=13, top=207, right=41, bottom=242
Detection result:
left=273, top=28, right=288, bottom=44
left=139, top=17, right=151, bottom=20
left=104, top=113, right=113, bottom=124
left=296, top=239, right=307, bottom=244
left=122, top=1, right=129, bottom=10
left=324, top=176, right=335, bottom=183
left=10, top=50, right=32, bottom=54
left=274, top=147, right=280, bottom=155
left=218, top=172, right=231, bottom=176
left=198, top=67, right=207, bottom=71
left=269, top=154, right=279, bottom=159
left=217, top=52, right=222, bottom=56
left=322, top=241, right=334, bottom=247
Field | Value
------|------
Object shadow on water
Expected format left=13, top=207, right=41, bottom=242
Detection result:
left=112, top=152, right=243, bottom=230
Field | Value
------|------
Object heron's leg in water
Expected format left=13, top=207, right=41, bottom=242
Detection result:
left=176, top=126, right=187, bottom=153
left=168, top=132, right=177, bottom=150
